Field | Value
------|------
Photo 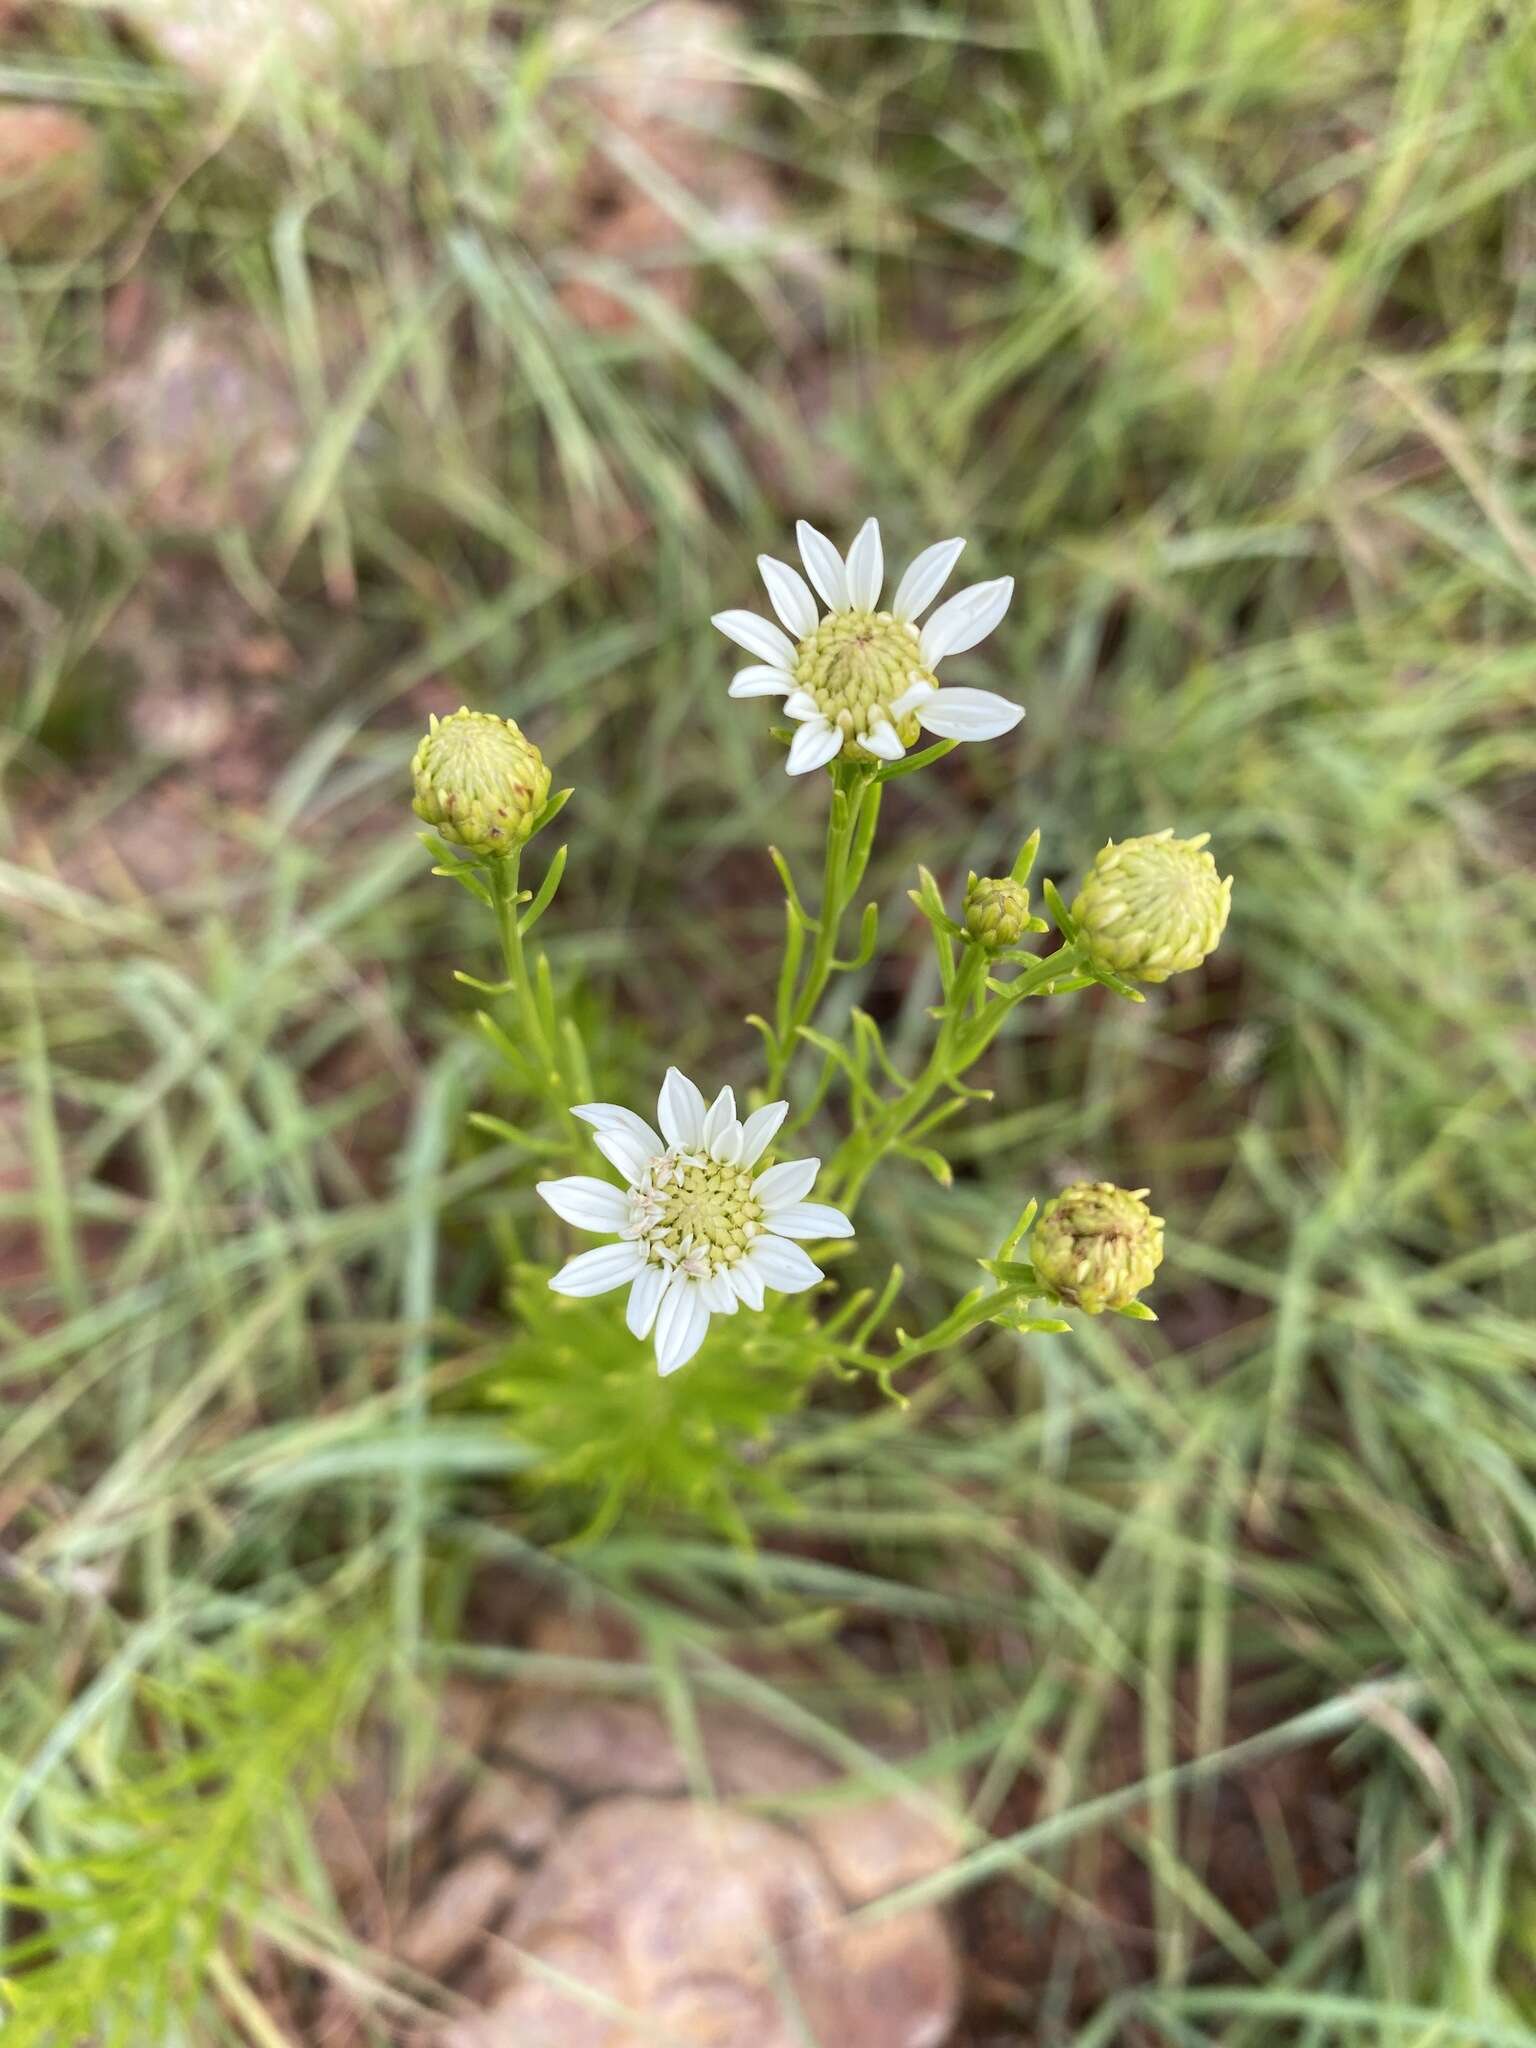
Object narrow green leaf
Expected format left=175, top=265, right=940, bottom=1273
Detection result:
left=518, top=844, right=568, bottom=935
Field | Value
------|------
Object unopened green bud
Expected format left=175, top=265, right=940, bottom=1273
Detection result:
left=964, top=875, right=1034, bottom=950
left=1031, top=1180, right=1164, bottom=1315
left=1071, top=829, right=1231, bottom=983
left=411, top=707, right=551, bottom=856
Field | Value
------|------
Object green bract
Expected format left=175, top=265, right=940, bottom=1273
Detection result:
left=1031, top=1181, right=1164, bottom=1315
left=411, top=707, right=551, bottom=856
left=1071, top=829, right=1232, bottom=983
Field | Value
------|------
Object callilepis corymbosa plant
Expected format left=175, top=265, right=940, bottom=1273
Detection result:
left=411, top=519, right=1232, bottom=1533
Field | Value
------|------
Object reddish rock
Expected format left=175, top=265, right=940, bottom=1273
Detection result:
left=499, top=1697, right=688, bottom=1798
left=0, top=105, right=102, bottom=252
left=814, top=1909, right=960, bottom=2048
left=523, top=1603, right=644, bottom=1665
left=440, top=1795, right=959, bottom=2048
left=317, top=1664, right=963, bottom=2045
left=394, top=1848, right=522, bottom=1979
left=310, top=1721, right=460, bottom=1911
left=438, top=1677, right=508, bottom=1756
left=451, top=1765, right=565, bottom=1862
left=79, top=312, right=303, bottom=532
left=443, top=1926, right=625, bottom=2048
left=123, top=0, right=437, bottom=85
left=801, top=1787, right=963, bottom=1907
left=650, top=1974, right=782, bottom=2045
left=702, top=1706, right=839, bottom=1801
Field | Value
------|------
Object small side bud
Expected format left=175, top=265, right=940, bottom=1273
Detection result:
left=411, top=707, right=551, bottom=857
left=964, top=875, right=1035, bottom=951
left=1031, top=1181, right=1164, bottom=1315
left=1071, top=828, right=1231, bottom=983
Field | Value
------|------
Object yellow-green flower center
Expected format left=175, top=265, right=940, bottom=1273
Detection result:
left=633, top=1152, right=763, bottom=1275
left=793, top=610, right=934, bottom=757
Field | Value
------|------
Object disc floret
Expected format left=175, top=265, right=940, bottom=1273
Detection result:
left=625, top=1151, right=765, bottom=1279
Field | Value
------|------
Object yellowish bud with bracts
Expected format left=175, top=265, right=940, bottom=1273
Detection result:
left=1071, top=829, right=1231, bottom=983
left=1031, top=1181, right=1164, bottom=1315
left=411, top=707, right=550, bottom=856
left=964, top=875, right=1034, bottom=951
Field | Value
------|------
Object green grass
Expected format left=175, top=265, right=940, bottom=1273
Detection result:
left=3, top=0, right=1536, bottom=2040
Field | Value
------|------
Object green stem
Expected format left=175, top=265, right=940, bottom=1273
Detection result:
left=950, top=944, right=1076, bottom=1067
left=766, top=761, right=881, bottom=1099
left=825, top=946, right=981, bottom=1207
left=826, top=943, right=1076, bottom=1210
left=869, top=1277, right=1043, bottom=1375
left=487, top=851, right=561, bottom=1095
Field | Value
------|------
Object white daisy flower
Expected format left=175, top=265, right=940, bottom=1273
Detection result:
left=711, top=516, right=1022, bottom=775
left=538, top=1067, right=854, bottom=1376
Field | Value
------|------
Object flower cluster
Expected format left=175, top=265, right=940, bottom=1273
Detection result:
left=414, top=511, right=1237, bottom=1389
left=538, top=1069, right=852, bottom=1375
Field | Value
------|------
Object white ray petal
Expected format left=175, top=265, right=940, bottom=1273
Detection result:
left=915, top=687, right=1024, bottom=742
left=786, top=719, right=843, bottom=776
left=710, top=1120, right=745, bottom=1166
left=702, top=1086, right=737, bottom=1152
left=654, top=1277, right=711, bottom=1375
left=711, top=608, right=796, bottom=669
left=699, top=1271, right=739, bottom=1314
left=861, top=717, right=904, bottom=761
left=844, top=516, right=884, bottom=610
left=572, top=1103, right=664, bottom=1156
left=726, top=1259, right=765, bottom=1310
left=657, top=1066, right=706, bottom=1150
left=888, top=680, right=935, bottom=719
left=782, top=689, right=822, bottom=722
left=745, top=1235, right=824, bottom=1294
left=754, top=1156, right=821, bottom=1208
left=536, top=1176, right=630, bottom=1233
left=739, top=1100, right=789, bottom=1166
left=796, top=518, right=848, bottom=611
left=757, top=555, right=818, bottom=639
left=760, top=1200, right=855, bottom=1240
left=919, top=576, right=1014, bottom=665
left=892, top=536, right=965, bottom=622
left=593, top=1126, right=657, bottom=1186
left=626, top=1263, right=667, bottom=1340
left=729, top=665, right=794, bottom=699
left=550, top=1241, right=646, bottom=1298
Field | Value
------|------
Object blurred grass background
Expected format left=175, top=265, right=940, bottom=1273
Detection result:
left=2, top=0, right=1536, bottom=2040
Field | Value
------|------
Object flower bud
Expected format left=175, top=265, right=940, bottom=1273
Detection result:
left=964, top=875, right=1035, bottom=951
left=1031, top=1181, right=1164, bottom=1315
left=411, top=707, right=551, bottom=856
left=1071, top=829, right=1231, bottom=983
